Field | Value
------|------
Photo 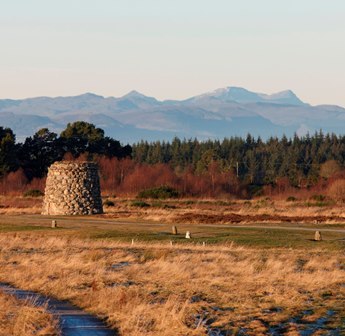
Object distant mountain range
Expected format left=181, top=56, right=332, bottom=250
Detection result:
left=1, top=86, right=345, bottom=143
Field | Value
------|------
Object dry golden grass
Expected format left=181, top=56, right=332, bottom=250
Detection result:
left=2, top=194, right=345, bottom=225
left=99, top=197, right=345, bottom=225
left=0, top=291, right=59, bottom=336
left=0, top=233, right=344, bottom=335
left=0, top=195, right=42, bottom=215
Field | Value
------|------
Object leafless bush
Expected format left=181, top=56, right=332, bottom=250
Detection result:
left=327, top=179, right=345, bottom=202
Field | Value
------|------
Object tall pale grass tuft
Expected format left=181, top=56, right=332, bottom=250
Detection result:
left=0, top=292, right=59, bottom=336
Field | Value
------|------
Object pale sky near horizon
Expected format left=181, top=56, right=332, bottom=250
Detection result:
left=1, top=0, right=345, bottom=106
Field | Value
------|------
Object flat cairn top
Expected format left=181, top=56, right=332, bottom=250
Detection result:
left=49, top=161, right=98, bottom=169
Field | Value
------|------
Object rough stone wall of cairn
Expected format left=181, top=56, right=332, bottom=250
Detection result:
left=42, top=161, right=103, bottom=215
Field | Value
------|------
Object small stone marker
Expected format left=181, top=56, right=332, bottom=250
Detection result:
left=202, top=241, right=206, bottom=247
left=172, top=226, right=178, bottom=235
left=185, top=231, right=191, bottom=239
left=131, top=239, right=135, bottom=245
left=51, top=220, right=57, bottom=228
left=314, top=231, right=322, bottom=241
left=170, top=240, right=173, bottom=246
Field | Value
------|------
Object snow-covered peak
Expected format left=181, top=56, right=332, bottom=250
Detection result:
left=264, top=90, right=304, bottom=105
left=193, top=87, right=305, bottom=106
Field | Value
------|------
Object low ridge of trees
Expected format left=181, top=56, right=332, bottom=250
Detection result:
left=1, top=121, right=132, bottom=181
left=132, top=132, right=345, bottom=188
left=1, top=123, right=345, bottom=198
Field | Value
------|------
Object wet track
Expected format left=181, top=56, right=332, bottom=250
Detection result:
left=0, top=283, right=116, bottom=336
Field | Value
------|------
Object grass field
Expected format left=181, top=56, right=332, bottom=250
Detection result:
left=1, top=213, right=345, bottom=249
left=0, top=213, right=344, bottom=335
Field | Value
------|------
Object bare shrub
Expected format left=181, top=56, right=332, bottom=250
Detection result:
left=320, top=160, right=341, bottom=179
left=327, top=179, right=345, bottom=202
left=0, top=168, right=28, bottom=195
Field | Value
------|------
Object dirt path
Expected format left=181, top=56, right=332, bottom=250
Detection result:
left=195, top=223, right=345, bottom=233
left=95, top=219, right=345, bottom=234
left=0, top=283, right=116, bottom=336
left=2, top=214, right=345, bottom=233
left=48, top=216, right=345, bottom=234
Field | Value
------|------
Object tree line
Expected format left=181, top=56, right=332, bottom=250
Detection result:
left=0, top=122, right=131, bottom=180
left=1, top=122, right=345, bottom=197
left=132, top=132, right=345, bottom=189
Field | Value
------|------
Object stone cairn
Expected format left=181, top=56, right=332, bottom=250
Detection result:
left=42, top=161, right=103, bottom=215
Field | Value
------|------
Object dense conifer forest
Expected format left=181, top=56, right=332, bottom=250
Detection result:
left=1, top=121, right=345, bottom=197
left=132, top=132, right=345, bottom=187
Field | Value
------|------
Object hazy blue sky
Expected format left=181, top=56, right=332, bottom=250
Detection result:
left=1, top=0, right=345, bottom=105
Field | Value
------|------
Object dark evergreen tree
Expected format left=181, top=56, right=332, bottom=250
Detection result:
left=18, top=128, right=62, bottom=179
left=0, top=127, right=17, bottom=176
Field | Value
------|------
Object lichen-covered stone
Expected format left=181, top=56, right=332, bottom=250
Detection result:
left=42, top=161, right=103, bottom=215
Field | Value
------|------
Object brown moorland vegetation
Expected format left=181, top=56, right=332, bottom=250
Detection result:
left=0, top=233, right=344, bottom=335
left=3, top=194, right=345, bottom=226
left=3, top=154, right=345, bottom=200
